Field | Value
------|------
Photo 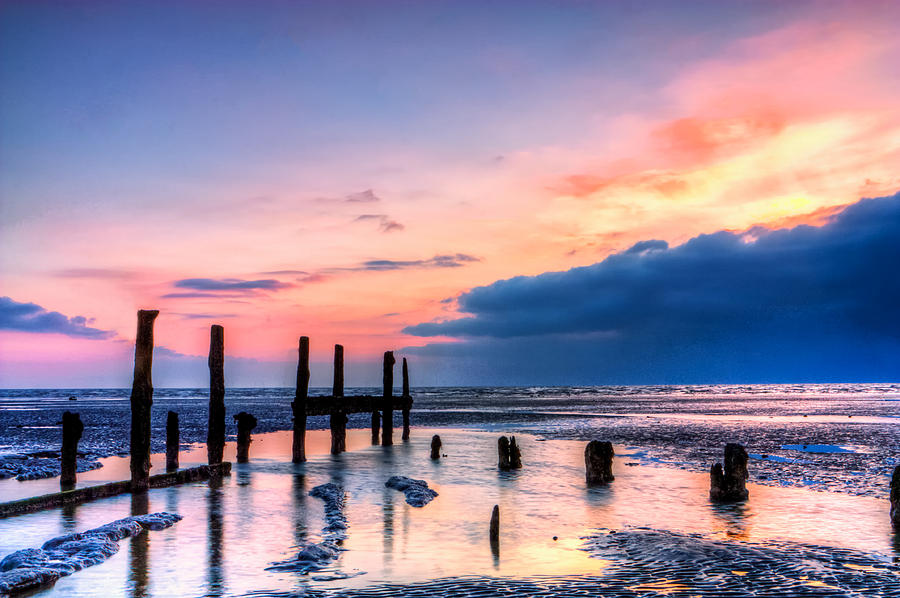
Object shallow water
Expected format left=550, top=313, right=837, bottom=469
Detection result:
left=1, top=428, right=897, bottom=597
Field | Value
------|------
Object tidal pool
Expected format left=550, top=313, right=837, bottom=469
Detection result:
left=0, top=428, right=897, bottom=597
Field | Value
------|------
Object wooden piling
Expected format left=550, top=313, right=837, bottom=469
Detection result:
left=585, top=440, right=615, bottom=485
left=430, top=434, right=442, bottom=460
left=291, top=336, right=310, bottom=463
left=709, top=443, right=749, bottom=501
left=206, top=325, right=226, bottom=466
left=233, top=412, right=258, bottom=463
left=60, top=411, right=83, bottom=491
left=489, top=504, right=500, bottom=546
left=381, top=351, right=395, bottom=446
left=330, top=344, right=347, bottom=454
left=498, top=435, right=522, bottom=470
left=130, top=309, right=158, bottom=492
left=891, top=465, right=900, bottom=528
left=401, top=357, right=411, bottom=441
left=166, top=411, right=179, bottom=472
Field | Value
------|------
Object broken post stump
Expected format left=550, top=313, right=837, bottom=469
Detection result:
left=330, top=344, right=347, bottom=454
left=891, top=465, right=900, bottom=529
left=234, top=412, right=258, bottom=463
left=166, top=411, right=179, bottom=472
left=489, top=504, right=500, bottom=546
left=709, top=443, right=749, bottom=501
left=585, top=440, right=614, bottom=485
left=60, top=411, right=83, bottom=491
left=498, top=436, right=523, bottom=470
left=292, top=336, right=310, bottom=463
left=381, top=351, right=395, bottom=446
left=430, top=435, right=442, bottom=460
left=402, top=357, right=411, bottom=441
left=207, top=325, right=225, bottom=466
left=130, top=309, right=158, bottom=492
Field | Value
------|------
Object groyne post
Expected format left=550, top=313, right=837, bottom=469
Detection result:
left=292, top=336, right=309, bottom=463
left=233, top=412, right=258, bottom=463
left=401, top=357, right=411, bottom=441
left=166, top=411, right=179, bottom=472
left=381, top=351, right=395, bottom=446
left=710, top=443, right=749, bottom=501
left=60, top=411, right=83, bottom=490
left=585, top=440, right=614, bottom=485
left=130, top=309, right=158, bottom=492
left=330, top=344, right=347, bottom=454
left=430, top=435, right=442, bottom=460
left=891, top=465, right=900, bottom=528
left=489, top=504, right=500, bottom=549
left=498, top=436, right=522, bottom=470
left=207, top=325, right=225, bottom=465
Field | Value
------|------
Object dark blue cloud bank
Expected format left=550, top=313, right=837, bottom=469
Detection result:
left=0, top=297, right=113, bottom=338
left=403, top=193, right=900, bottom=384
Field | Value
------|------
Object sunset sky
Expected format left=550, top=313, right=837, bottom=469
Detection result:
left=1, top=1, right=899, bottom=387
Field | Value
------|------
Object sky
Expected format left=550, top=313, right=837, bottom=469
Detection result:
left=1, top=0, right=899, bottom=387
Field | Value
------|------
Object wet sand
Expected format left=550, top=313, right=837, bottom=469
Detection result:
left=1, top=428, right=897, bottom=597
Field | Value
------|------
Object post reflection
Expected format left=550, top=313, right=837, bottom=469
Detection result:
left=129, top=491, right=150, bottom=598
left=60, top=501, right=77, bottom=533
left=207, top=476, right=225, bottom=598
left=292, top=469, right=308, bottom=549
left=709, top=500, right=751, bottom=540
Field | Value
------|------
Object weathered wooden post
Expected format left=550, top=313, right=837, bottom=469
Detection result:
left=709, top=443, right=749, bottom=501
left=381, top=351, right=395, bottom=446
left=330, top=344, right=347, bottom=454
left=489, top=504, right=500, bottom=549
left=130, top=309, right=158, bottom=492
left=60, top=411, right=83, bottom=490
left=233, top=412, right=258, bottom=463
left=891, top=465, right=900, bottom=528
left=292, top=336, right=309, bottom=463
left=585, top=440, right=614, bottom=485
left=166, top=411, right=179, bottom=472
left=401, top=357, right=411, bottom=441
left=207, top=325, right=225, bottom=466
left=498, top=435, right=522, bottom=470
left=430, top=434, right=442, bottom=460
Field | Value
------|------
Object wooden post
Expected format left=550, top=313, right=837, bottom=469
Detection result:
left=498, top=435, right=522, bottom=470
left=291, top=336, right=309, bottom=463
left=709, top=443, right=749, bottom=501
left=430, top=434, right=442, bottom=460
left=381, top=351, right=395, bottom=446
left=166, top=411, right=179, bottom=472
left=233, top=412, right=258, bottom=463
left=585, top=440, right=614, bottom=485
left=489, top=504, right=500, bottom=548
left=207, top=325, right=225, bottom=466
left=890, top=465, right=900, bottom=528
left=401, top=357, right=411, bottom=441
left=130, top=309, right=158, bottom=492
left=60, top=411, right=83, bottom=490
left=330, top=344, right=347, bottom=454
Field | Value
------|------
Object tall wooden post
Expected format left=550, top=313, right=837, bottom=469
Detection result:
left=207, top=325, right=225, bottom=466
left=166, top=411, right=179, bottom=472
left=401, top=357, right=411, bottom=441
left=61, top=411, right=83, bottom=491
left=130, top=309, right=158, bottom=492
left=233, top=412, right=258, bottom=463
left=891, top=465, right=900, bottom=529
left=330, top=344, right=347, bottom=454
left=292, top=336, right=309, bottom=463
left=381, top=351, right=395, bottom=446
left=489, top=505, right=500, bottom=553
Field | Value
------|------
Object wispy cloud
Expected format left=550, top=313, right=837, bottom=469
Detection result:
left=344, top=189, right=381, bottom=203
left=53, top=268, right=138, bottom=280
left=353, top=214, right=405, bottom=233
left=173, top=278, right=293, bottom=292
left=0, top=297, right=114, bottom=339
left=354, top=254, right=479, bottom=271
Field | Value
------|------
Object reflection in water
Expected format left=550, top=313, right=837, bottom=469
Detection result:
left=292, top=469, right=308, bottom=549
left=61, top=501, right=78, bottom=533
left=129, top=491, right=150, bottom=598
left=382, top=484, right=394, bottom=572
left=710, top=500, right=752, bottom=539
left=207, top=476, right=225, bottom=598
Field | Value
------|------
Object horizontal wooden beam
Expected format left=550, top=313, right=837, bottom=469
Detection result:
left=0, top=462, right=232, bottom=519
left=305, top=395, right=413, bottom=416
